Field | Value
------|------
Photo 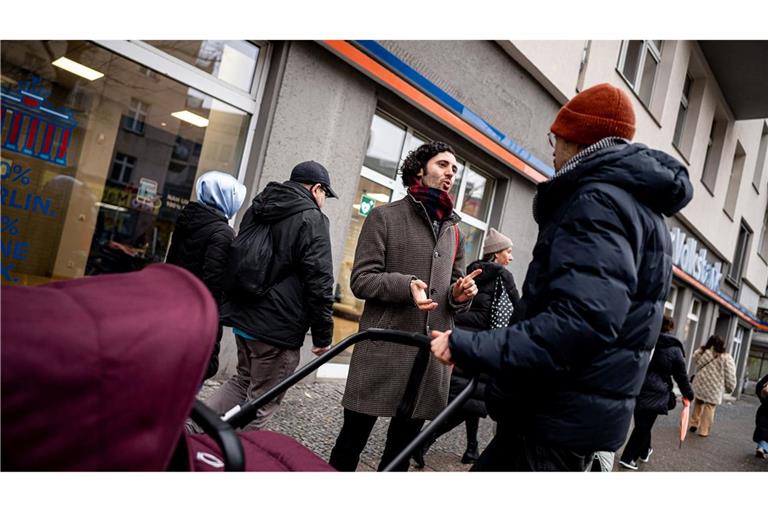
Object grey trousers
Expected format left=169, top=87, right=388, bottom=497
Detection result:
left=205, top=335, right=300, bottom=431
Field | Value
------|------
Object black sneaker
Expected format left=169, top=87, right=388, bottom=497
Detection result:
left=618, top=459, right=638, bottom=470
left=689, top=426, right=698, bottom=433
left=639, top=448, right=653, bottom=463
left=756, top=447, right=768, bottom=460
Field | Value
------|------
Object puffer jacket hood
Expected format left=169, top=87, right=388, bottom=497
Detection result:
left=536, top=142, right=692, bottom=223
left=250, top=181, right=318, bottom=224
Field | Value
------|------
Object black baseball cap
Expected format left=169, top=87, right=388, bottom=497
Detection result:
left=289, top=160, right=338, bottom=198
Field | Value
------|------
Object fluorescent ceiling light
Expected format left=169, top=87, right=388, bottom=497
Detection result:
left=52, top=57, right=104, bottom=81
left=171, top=110, right=209, bottom=127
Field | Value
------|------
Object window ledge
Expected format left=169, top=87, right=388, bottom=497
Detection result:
left=753, top=182, right=761, bottom=194
left=615, top=68, right=662, bottom=128
left=700, top=177, right=716, bottom=197
left=723, top=208, right=735, bottom=222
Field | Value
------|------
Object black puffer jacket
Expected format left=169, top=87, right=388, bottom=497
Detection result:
left=166, top=201, right=234, bottom=306
left=754, top=373, right=768, bottom=444
left=220, top=181, right=334, bottom=349
left=450, top=261, right=521, bottom=416
left=450, top=141, right=693, bottom=453
left=636, top=333, right=694, bottom=414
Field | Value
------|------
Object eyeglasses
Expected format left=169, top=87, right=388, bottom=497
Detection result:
left=547, top=132, right=556, bottom=148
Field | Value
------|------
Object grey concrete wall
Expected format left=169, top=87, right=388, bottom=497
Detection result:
left=378, top=40, right=561, bottom=168
left=496, top=178, right=538, bottom=287
left=217, top=41, right=377, bottom=379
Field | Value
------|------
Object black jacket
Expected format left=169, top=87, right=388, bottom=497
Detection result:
left=220, top=181, right=334, bottom=349
left=636, top=333, right=694, bottom=414
left=454, top=260, right=521, bottom=331
left=754, top=373, right=768, bottom=444
left=450, top=261, right=521, bottom=417
left=450, top=141, right=693, bottom=453
left=166, top=201, right=234, bottom=306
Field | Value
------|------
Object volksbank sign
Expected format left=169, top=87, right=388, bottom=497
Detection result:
left=670, top=227, right=723, bottom=293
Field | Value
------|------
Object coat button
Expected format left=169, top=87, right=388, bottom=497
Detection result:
left=430, top=288, right=437, bottom=296
left=434, top=251, right=440, bottom=258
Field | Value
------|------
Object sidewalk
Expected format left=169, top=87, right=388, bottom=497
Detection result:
left=198, top=378, right=767, bottom=472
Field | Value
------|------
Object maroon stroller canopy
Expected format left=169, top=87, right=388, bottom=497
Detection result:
left=1, top=264, right=218, bottom=470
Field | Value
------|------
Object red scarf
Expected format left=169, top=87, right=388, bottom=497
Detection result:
left=408, top=184, right=455, bottom=221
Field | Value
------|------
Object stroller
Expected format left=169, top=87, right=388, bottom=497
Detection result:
left=1, top=264, right=476, bottom=471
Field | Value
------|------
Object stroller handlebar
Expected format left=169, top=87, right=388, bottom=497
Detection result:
left=224, top=328, right=434, bottom=430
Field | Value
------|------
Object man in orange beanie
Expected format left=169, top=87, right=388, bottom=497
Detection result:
left=429, top=83, right=694, bottom=470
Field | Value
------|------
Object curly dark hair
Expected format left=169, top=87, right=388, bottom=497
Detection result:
left=399, top=140, right=455, bottom=187
left=661, top=316, right=675, bottom=333
left=702, top=334, right=726, bottom=354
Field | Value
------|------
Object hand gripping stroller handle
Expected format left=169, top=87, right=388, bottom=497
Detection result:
left=223, top=329, right=432, bottom=430
left=189, top=399, right=245, bottom=471
left=380, top=374, right=478, bottom=472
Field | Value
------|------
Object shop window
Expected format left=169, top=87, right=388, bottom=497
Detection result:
left=144, top=40, right=260, bottom=93
left=331, top=110, right=497, bottom=352
left=122, top=98, right=148, bottom=135
left=672, top=74, right=693, bottom=149
left=723, top=141, right=746, bottom=219
left=727, top=221, right=752, bottom=283
left=617, top=40, right=662, bottom=107
left=109, top=152, right=136, bottom=184
left=0, top=41, right=250, bottom=285
left=684, top=298, right=701, bottom=347
left=747, top=350, right=768, bottom=381
left=752, top=122, right=768, bottom=191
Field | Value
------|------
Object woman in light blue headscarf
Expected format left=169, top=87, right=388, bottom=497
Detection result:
left=167, top=170, right=247, bottom=381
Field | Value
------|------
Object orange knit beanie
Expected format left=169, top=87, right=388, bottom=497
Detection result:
left=550, top=83, right=636, bottom=146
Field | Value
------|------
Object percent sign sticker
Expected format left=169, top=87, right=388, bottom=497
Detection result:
left=1, top=163, right=32, bottom=185
left=1, top=216, right=20, bottom=235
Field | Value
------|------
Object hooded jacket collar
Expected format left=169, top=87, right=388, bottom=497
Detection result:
left=250, top=181, right=320, bottom=224
left=534, top=142, right=693, bottom=224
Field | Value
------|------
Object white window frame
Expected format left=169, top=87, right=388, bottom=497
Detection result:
left=672, top=74, right=692, bottom=148
left=92, top=40, right=273, bottom=226
left=617, top=40, right=662, bottom=105
left=111, top=153, right=136, bottom=184
left=731, top=325, right=745, bottom=365
left=123, top=98, right=148, bottom=134
left=665, top=285, right=678, bottom=318
left=684, top=298, right=701, bottom=346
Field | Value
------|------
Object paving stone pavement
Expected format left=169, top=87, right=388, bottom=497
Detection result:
left=198, top=379, right=767, bottom=472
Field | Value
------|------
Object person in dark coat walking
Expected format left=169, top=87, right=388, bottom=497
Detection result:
left=430, top=83, right=693, bottom=471
left=754, top=373, right=768, bottom=459
left=205, top=161, right=337, bottom=430
left=412, top=228, right=520, bottom=467
left=618, top=316, right=694, bottom=470
left=166, top=170, right=247, bottom=380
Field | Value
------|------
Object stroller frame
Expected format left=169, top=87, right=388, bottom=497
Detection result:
left=195, top=328, right=477, bottom=471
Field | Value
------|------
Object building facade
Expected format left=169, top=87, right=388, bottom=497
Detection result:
left=2, top=40, right=766, bottom=395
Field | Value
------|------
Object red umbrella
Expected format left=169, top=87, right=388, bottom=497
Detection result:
left=679, top=398, right=691, bottom=448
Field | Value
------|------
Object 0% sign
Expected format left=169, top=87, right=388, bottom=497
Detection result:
left=1, top=162, right=33, bottom=185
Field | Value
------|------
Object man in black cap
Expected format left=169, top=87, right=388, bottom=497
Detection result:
left=205, top=161, right=337, bottom=430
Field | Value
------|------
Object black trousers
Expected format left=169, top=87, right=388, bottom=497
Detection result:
left=428, top=411, right=480, bottom=448
left=470, top=423, right=593, bottom=472
left=620, top=409, right=658, bottom=463
left=329, top=408, right=425, bottom=472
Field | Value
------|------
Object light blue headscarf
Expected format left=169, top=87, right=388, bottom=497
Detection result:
left=195, top=171, right=247, bottom=219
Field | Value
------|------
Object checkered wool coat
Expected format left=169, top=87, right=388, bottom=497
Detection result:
left=341, top=194, right=469, bottom=419
left=691, top=348, right=737, bottom=405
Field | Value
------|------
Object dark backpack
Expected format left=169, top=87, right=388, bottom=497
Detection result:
left=225, top=219, right=275, bottom=299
